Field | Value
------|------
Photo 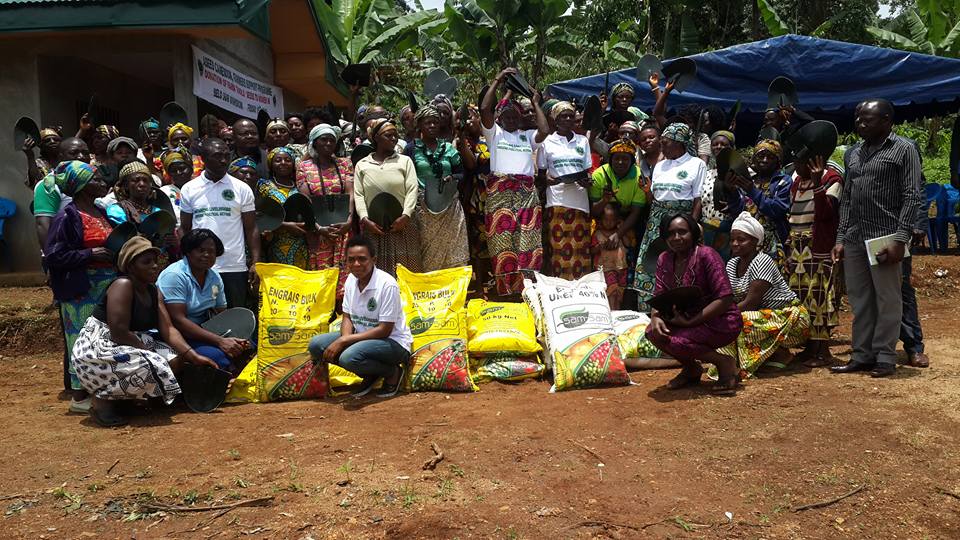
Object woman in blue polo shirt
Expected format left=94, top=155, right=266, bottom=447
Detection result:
left=157, top=229, right=251, bottom=372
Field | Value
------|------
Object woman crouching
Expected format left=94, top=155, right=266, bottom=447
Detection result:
left=645, top=213, right=743, bottom=395
left=72, top=236, right=218, bottom=427
left=710, top=212, right=810, bottom=379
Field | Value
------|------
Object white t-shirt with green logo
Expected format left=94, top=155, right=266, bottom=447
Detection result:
left=482, top=124, right=540, bottom=177
left=343, top=268, right=412, bottom=351
left=179, top=172, right=255, bottom=273
left=651, top=152, right=706, bottom=202
left=538, top=132, right=592, bottom=212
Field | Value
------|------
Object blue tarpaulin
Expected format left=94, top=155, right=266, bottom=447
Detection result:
left=548, top=34, right=960, bottom=137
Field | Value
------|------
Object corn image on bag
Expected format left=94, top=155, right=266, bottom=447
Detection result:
left=397, top=265, right=477, bottom=392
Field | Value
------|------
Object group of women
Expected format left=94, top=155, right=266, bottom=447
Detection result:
left=38, top=68, right=848, bottom=416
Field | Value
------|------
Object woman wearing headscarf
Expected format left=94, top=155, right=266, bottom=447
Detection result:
left=159, top=146, right=194, bottom=224
left=479, top=68, right=551, bottom=296
left=105, top=160, right=179, bottom=265
left=783, top=155, right=842, bottom=367
left=632, top=122, right=706, bottom=310
left=72, top=235, right=219, bottom=427
left=709, top=212, right=810, bottom=380
left=353, top=118, right=421, bottom=275
left=609, top=82, right=648, bottom=123
left=645, top=213, right=742, bottom=395
left=409, top=104, right=474, bottom=272
left=700, top=130, right=740, bottom=258
left=297, top=124, right=354, bottom=291
left=264, top=119, right=293, bottom=154
left=22, top=126, right=62, bottom=189
left=258, top=146, right=310, bottom=269
left=90, top=125, right=120, bottom=167
left=727, top=139, right=792, bottom=261
left=43, top=161, right=115, bottom=413
left=589, top=138, right=647, bottom=285
left=539, top=101, right=593, bottom=280
left=229, top=156, right=260, bottom=193
left=399, top=105, right=416, bottom=146
left=167, top=123, right=204, bottom=180
left=430, top=95, right=456, bottom=141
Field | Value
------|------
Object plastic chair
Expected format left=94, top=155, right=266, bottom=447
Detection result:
left=0, top=198, right=16, bottom=270
left=943, top=184, right=960, bottom=248
left=924, top=183, right=944, bottom=252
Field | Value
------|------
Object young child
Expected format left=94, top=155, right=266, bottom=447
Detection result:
left=592, top=203, right=628, bottom=310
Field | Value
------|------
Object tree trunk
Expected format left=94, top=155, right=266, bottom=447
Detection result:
left=532, top=28, right=547, bottom=88
left=926, top=116, right=943, bottom=156
left=751, top=0, right=760, bottom=40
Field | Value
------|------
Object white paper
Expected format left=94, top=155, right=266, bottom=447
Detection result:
left=865, top=233, right=911, bottom=266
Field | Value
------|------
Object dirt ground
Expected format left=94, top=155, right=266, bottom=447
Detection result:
left=2, top=254, right=960, bottom=539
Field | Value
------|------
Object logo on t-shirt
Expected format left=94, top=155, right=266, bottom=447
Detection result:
left=222, top=189, right=235, bottom=201
left=367, top=297, right=377, bottom=311
left=575, top=146, right=585, bottom=156
left=211, top=285, right=219, bottom=299
left=677, top=170, right=689, bottom=180
left=519, top=134, right=528, bottom=143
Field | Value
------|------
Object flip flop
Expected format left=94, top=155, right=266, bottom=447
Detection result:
left=711, top=375, right=741, bottom=396
left=666, top=367, right=702, bottom=390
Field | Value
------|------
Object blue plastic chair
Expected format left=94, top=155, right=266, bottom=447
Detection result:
left=0, top=198, right=16, bottom=269
left=943, top=184, right=960, bottom=248
left=925, top=183, right=944, bottom=251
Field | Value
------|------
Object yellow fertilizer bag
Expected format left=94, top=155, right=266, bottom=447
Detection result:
left=397, top=265, right=477, bottom=392
left=224, top=358, right=260, bottom=403
left=467, top=299, right=541, bottom=356
left=255, top=263, right=338, bottom=401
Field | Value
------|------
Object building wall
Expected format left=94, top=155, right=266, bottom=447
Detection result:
left=0, top=31, right=282, bottom=272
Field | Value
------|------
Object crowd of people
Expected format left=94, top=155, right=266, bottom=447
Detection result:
left=22, top=66, right=931, bottom=424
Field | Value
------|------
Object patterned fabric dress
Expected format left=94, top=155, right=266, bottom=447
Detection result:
left=546, top=207, right=591, bottom=280
left=632, top=199, right=694, bottom=310
left=709, top=253, right=811, bottom=379
left=485, top=173, right=543, bottom=296
left=411, top=139, right=470, bottom=272
left=73, top=318, right=181, bottom=403
left=257, top=178, right=310, bottom=269
left=61, top=211, right=117, bottom=391
left=296, top=157, right=352, bottom=297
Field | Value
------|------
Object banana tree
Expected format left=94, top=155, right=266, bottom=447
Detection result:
left=519, top=0, right=571, bottom=87
left=310, top=0, right=439, bottom=67
left=867, top=5, right=960, bottom=57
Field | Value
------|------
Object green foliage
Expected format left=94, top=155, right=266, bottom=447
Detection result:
left=868, top=4, right=960, bottom=56
left=758, top=0, right=791, bottom=36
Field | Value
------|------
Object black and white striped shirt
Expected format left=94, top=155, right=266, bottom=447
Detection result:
left=837, top=133, right=922, bottom=245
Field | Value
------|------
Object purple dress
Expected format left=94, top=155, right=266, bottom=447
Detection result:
left=645, top=246, right=742, bottom=361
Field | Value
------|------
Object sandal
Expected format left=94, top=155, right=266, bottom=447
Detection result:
left=667, top=366, right=703, bottom=390
left=712, top=374, right=741, bottom=396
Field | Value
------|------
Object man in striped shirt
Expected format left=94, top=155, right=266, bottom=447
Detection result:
left=831, top=99, right=922, bottom=378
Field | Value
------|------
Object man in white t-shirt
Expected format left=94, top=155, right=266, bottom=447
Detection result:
left=180, top=137, right=260, bottom=308
left=308, top=236, right=413, bottom=398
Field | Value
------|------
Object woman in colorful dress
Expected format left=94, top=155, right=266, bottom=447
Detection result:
left=711, top=212, right=810, bottom=380
left=633, top=123, right=706, bottom=310
left=166, top=123, right=205, bottom=180
left=645, top=213, right=742, bottom=395
left=296, top=124, right=354, bottom=294
left=538, top=101, right=593, bottom=280
left=72, top=236, right=219, bottom=427
left=700, top=130, right=740, bottom=259
left=784, top=155, right=842, bottom=366
left=728, top=139, right=792, bottom=261
left=43, top=161, right=115, bottom=413
left=258, top=146, right=310, bottom=269
left=159, top=146, right=194, bottom=225
left=479, top=68, right=550, bottom=297
left=353, top=119, right=421, bottom=276
left=461, top=106, right=492, bottom=293
left=105, top=161, right=178, bottom=265
left=409, top=105, right=474, bottom=272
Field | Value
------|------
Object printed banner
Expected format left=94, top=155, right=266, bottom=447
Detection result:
left=192, top=45, right=284, bottom=119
